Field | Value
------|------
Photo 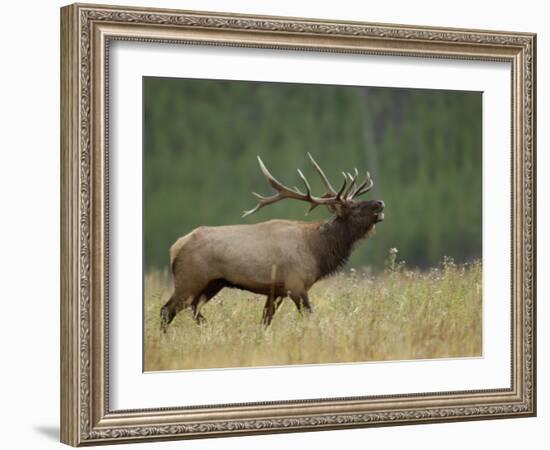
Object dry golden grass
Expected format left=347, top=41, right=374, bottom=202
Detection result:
left=144, top=259, right=482, bottom=371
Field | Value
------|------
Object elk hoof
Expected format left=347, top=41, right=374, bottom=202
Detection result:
left=193, top=313, right=207, bottom=326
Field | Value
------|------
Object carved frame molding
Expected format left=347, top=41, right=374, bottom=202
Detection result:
left=60, top=3, right=536, bottom=446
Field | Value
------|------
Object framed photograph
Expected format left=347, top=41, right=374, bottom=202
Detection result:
left=60, top=3, right=536, bottom=446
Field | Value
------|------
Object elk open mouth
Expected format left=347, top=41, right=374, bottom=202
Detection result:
left=374, top=203, right=385, bottom=222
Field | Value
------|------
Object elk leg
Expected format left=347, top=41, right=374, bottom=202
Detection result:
left=161, top=289, right=199, bottom=332
left=262, top=296, right=283, bottom=326
left=192, top=294, right=210, bottom=325
left=160, top=294, right=181, bottom=333
left=289, top=292, right=312, bottom=315
left=191, top=280, right=225, bottom=325
left=191, top=302, right=207, bottom=325
left=300, top=292, right=312, bottom=313
left=262, top=295, right=275, bottom=327
left=262, top=295, right=285, bottom=327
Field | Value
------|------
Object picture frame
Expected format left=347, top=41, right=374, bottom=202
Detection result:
left=60, top=2, right=536, bottom=446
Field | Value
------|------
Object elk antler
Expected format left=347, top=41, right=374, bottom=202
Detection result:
left=345, top=169, right=373, bottom=201
left=243, top=155, right=375, bottom=217
left=305, top=153, right=374, bottom=212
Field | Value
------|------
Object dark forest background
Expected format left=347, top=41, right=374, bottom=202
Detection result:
left=143, top=77, right=482, bottom=271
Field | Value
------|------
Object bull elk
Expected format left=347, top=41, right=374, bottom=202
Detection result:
left=160, top=154, right=384, bottom=332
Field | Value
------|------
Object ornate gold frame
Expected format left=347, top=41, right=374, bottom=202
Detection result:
left=60, top=3, right=536, bottom=446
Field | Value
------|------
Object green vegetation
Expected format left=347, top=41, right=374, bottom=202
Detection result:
left=143, top=78, right=482, bottom=271
left=144, top=258, right=482, bottom=371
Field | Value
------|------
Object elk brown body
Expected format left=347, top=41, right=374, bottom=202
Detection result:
left=160, top=154, right=384, bottom=331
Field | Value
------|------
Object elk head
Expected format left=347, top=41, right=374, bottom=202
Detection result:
left=243, top=153, right=385, bottom=235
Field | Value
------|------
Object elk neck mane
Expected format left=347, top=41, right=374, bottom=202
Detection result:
left=307, top=215, right=375, bottom=280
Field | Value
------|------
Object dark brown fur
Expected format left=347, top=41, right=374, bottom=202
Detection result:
left=308, top=211, right=377, bottom=280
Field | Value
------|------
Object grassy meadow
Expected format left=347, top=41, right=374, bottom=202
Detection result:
left=143, top=258, right=482, bottom=372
